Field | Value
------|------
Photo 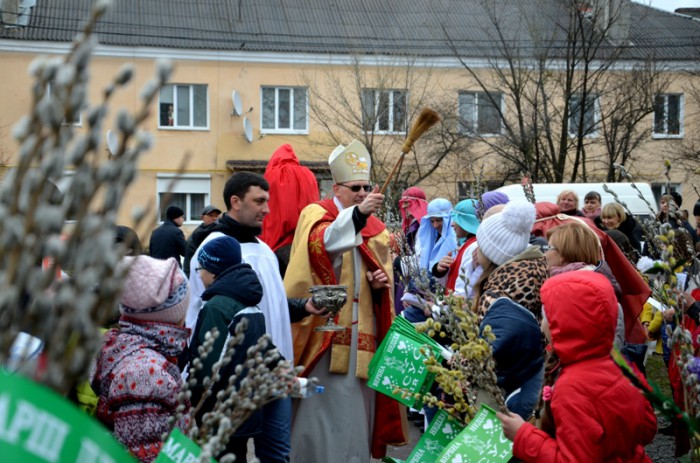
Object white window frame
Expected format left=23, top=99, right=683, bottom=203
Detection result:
left=156, top=174, right=212, bottom=224
left=361, top=88, right=408, bottom=135
left=652, top=93, right=684, bottom=139
left=158, top=84, right=209, bottom=131
left=260, top=86, right=308, bottom=134
left=46, top=83, right=82, bottom=126
left=568, top=93, right=600, bottom=138
left=458, top=91, right=504, bottom=137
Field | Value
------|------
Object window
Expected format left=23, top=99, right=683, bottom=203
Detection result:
left=46, top=83, right=82, bottom=126
left=156, top=174, right=211, bottom=223
left=158, top=84, right=208, bottom=129
left=653, top=94, right=683, bottom=138
left=458, top=91, right=503, bottom=136
left=568, top=94, right=599, bottom=137
left=361, top=89, right=407, bottom=134
left=261, top=86, right=308, bottom=133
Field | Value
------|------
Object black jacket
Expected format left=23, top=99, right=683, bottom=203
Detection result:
left=149, top=220, right=186, bottom=265
left=595, top=215, right=643, bottom=253
left=187, top=263, right=267, bottom=437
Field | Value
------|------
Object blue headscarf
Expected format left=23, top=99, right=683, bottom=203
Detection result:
left=417, top=198, right=457, bottom=270
left=452, top=199, right=480, bottom=241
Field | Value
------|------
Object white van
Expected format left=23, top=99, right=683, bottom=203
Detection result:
left=495, top=182, right=658, bottom=217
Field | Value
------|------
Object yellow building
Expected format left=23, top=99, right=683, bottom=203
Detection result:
left=1, top=0, right=699, bottom=241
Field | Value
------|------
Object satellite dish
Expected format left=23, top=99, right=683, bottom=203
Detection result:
left=231, top=90, right=243, bottom=116
left=243, top=117, right=253, bottom=143
left=106, top=130, right=118, bottom=155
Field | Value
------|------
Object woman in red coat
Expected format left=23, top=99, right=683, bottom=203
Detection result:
left=498, top=271, right=657, bottom=462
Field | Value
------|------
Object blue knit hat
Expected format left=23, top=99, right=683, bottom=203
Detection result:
left=198, top=236, right=242, bottom=276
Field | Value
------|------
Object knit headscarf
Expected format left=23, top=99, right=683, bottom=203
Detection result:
left=417, top=198, right=457, bottom=270
left=399, top=187, right=428, bottom=234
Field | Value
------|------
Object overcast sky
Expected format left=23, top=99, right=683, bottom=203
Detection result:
left=633, top=0, right=700, bottom=12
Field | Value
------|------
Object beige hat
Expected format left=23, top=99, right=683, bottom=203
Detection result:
left=329, top=139, right=371, bottom=184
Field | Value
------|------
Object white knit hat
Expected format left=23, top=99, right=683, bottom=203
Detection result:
left=328, top=139, right=371, bottom=183
left=476, top=200, right=536, bottom=266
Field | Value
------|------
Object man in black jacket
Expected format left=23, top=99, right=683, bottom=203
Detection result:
left=149, top=205, right=186, bottom=266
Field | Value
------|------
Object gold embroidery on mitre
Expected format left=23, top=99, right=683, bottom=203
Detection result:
left=344, top=151, right=369, bottom=174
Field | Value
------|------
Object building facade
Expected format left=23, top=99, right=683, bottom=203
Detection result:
left=1, top=0, right=699, bottom=240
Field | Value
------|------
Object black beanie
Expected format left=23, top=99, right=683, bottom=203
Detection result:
left=671, top=191, right=683, bottom=208
left=198, top=236, right=242, bottom=276
left=693, top=201, right=700, bottom=217
left=166, top=205, right=185, bottom=220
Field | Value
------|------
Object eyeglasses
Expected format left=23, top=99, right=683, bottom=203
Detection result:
left=540, top=244, right=557, bottom=252
left=337, top=183, right=373, bottom=193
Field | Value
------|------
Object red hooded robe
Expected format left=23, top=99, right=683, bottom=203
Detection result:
left=259, top=144, right=320, bottom=252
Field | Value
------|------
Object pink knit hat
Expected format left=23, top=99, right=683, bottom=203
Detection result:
left=118, top=256, right=190, bottom=324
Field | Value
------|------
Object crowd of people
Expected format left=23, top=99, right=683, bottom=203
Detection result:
left=73, top=139, right=700, bottom=462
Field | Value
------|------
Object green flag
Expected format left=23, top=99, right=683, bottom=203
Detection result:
left=0, top=370, right=135, bottom=463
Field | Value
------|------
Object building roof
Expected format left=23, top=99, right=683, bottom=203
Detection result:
left=1, top=0, right=699, bottom=61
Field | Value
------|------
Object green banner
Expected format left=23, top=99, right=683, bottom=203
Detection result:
left=385, top=409, right=465, bottom=463
left=368, top=317, right=444, bottom=408
left=436, top=404, right=512, bottom=463
left=0, top=371, right=135, bottom=463
left=155, top=428, right=216, bottom=463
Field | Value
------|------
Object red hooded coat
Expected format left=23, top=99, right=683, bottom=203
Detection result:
left=513, top=271, right=656, bottom=462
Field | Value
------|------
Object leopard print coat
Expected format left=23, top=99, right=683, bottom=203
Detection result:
left=477, top=245, right=549, bottom=320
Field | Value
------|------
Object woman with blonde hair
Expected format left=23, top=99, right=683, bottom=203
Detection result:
left=596, top=202, right=642, bottom=253
left=556, top=189, right=584, bottom=217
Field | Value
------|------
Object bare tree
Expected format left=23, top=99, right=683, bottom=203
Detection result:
left=300, top=56, right=476, bottom=197
left=597, top=60, right=669, bottom=181
left=444, top=0, right=665, bottom=183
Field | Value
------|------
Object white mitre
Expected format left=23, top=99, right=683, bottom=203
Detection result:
left=328, top=139, right=371, bottom=184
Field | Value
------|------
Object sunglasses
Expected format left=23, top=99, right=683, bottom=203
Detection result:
left=338, top=183, right=373, bottom=193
